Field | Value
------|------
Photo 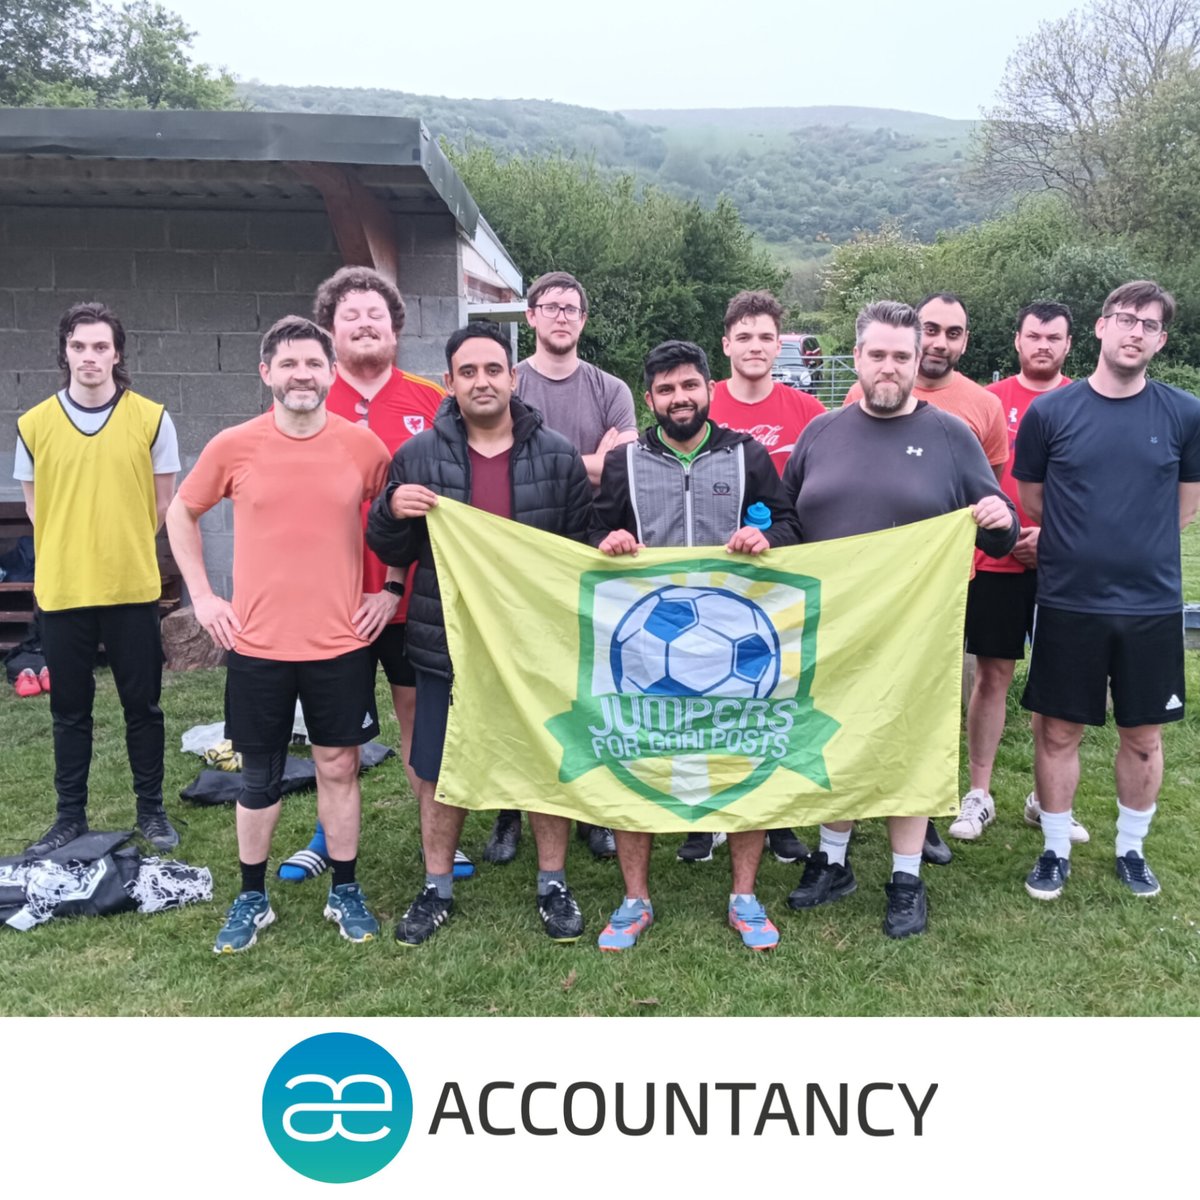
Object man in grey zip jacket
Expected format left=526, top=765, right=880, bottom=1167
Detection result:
left=588, top=339, right=801, bottom=952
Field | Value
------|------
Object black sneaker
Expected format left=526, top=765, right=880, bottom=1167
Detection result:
left=1115, top=851, right=1161, bottom=897
left=676, top=831, right=727, bottom=862
left=484, top=811, right=522, bottom=865
left=136, top=808, right=180, bottom=852
left=883, top=871, right=927, bottom=938
left=1025, top=849, right=1070, bottom=900
left=587, top=825, right=616, bottom=859
left=394, top=885, right=453, bottom=945
left=537, top=880, right=584, bottom=942
left=25, top=815, right=88, bottom=858
left=922, top=819, right=953, bottom=866
left=767, top=827, right=809, bottom=863
left=787, top=851, right=857, bottom=909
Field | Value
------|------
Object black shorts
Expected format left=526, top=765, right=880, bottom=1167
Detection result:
left=372, top=622, right=415, bottom=688
left=1021, top=606, right=1186, bottom=728
left=225, top=647, right=380, bottom=753
left=965, top=569, right=1037, bottom=660
left=411, top=669, right=451, bottom=784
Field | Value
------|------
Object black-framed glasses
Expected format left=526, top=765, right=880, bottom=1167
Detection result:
left=1106, top=311, right=1164, bottom=335
left=533, top=302, right=584, bottom=321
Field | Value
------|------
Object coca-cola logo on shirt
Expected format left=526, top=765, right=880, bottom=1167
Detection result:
left=747, top=423, right=785, bottom=447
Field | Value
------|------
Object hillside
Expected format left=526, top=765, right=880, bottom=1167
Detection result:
left=238, top=84, right=991, bottom=250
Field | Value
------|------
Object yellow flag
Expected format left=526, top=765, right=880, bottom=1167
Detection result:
left=430, top=499, right=974, bottom=832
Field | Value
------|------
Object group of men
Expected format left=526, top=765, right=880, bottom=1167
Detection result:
left=14, top=264, right=1198, bottom=955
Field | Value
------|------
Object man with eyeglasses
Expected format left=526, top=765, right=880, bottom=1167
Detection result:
left=483, top=271, right=638, bottom=865
left=1013, top=280, right=1200, bottom=902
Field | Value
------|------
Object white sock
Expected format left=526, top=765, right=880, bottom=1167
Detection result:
left=819, top=825, right=851, bottom=866
left=729, top=893, right=756, bottom=906
left=1041, top=809, right=1074, bottom=859
left=892, top=852, right=921, bottom=879
left=1116, top=801, right=1155, bottom=858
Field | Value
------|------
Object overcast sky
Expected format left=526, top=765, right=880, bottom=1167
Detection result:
left=165, top=0, right=1088, bottom=120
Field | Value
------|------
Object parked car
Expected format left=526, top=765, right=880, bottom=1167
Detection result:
left=772, top=334, right=823, bottom=390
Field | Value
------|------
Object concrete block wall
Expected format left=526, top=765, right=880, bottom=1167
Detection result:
left=0, top=203, right=466, bottom=598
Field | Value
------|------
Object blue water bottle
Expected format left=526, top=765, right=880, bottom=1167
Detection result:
left=745, top=502, right=772, bottom=531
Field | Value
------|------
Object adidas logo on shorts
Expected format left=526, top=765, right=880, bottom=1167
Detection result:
left=1164, top=694, right=1182, bottom=711
left=362, top=712, right=373, bottom=729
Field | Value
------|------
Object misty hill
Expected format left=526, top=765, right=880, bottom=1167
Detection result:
left=238, top=84, right=989, bottom=251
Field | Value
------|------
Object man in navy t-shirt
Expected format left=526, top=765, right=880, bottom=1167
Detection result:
left=1013, top=280, right=1200, bottom=902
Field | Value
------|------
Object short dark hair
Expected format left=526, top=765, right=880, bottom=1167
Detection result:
left=916, top=292, right=969, bottom=327
left=527, top=271, right=589, bottom=313
left=643, top=340, right=711, bottom=391
left=723, top=289, right=783, bottom=334
left=1016, top=301, right=1073, bottom=336
left=855, top=301, right=922, bottom=350
left=1102, top=280, right=1176, bottom=328
left=444, top=322, right=513, bottom=371
left=57, top=301, right=131, bottom=390
left=312, top=266, right=406, bottom=335
left=260, top=316, right=334, bottom=366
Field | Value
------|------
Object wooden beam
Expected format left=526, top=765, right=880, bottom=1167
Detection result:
left=292, top=162, right=398, bottom=284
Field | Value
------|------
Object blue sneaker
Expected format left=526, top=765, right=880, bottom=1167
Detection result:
left=324, top=882, right=380, bottom=942
left=1025, top=850, right=1070, bottom=900
left=1115, top=851, right=1161, bottom=897
left=598, top=898, right=654, bottom=951
left=728, top=894, right=780, bottom=951
left=213, top=890, right=275, bottom=954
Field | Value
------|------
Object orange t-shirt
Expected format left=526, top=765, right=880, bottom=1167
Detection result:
left=178, top=411, right=390, bottom=661
left=844, top=371, right=1009, bottom=467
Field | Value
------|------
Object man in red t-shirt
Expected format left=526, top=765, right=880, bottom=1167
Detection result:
left=278, top=267, right=457, bottom=882
left=950, top=301, right=1088, bottom=845
left=687, top=289, right=826, bottom=869
left=709, top=289, right=827, bottom=476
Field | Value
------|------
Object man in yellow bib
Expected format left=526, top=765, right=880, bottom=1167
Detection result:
left=14, top=302, right=180, bottom=855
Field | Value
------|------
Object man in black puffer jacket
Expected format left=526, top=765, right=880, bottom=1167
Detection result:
left=366, top=321, right=592, bottom=947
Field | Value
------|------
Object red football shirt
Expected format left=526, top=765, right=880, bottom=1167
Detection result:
left=709, top=380, right=826, bottom=477
left=326, top=367, right=444, bottom=621
left=975, top=374, right=1070, bottom=573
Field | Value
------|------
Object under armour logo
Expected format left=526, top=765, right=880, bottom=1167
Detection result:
left=282, top=1074, right=394, bottom=1143
left=906, top=446, right=923, bottom=456
left=1150, top=436, right=1159, bottom=444
left=1009, top=408, right=1018, bottom=424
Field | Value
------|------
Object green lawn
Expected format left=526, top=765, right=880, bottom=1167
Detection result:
left=2, top=526, right=1197, bottom=1017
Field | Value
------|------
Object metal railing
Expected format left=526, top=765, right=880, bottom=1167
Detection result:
left=802, top=354, right=858, bottom=408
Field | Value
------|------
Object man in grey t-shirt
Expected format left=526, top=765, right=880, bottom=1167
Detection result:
left=783, top=300, right=1016, bottom=939
left=516, top=271, right=638, bottom=488
left=486, top=272, right=639, bottom=865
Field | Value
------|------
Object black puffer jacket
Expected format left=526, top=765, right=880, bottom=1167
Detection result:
left=366, top=397, right=592, bottom=678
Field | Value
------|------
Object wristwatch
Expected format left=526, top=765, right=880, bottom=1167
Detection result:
left=382, top=581, right=405, bottom=597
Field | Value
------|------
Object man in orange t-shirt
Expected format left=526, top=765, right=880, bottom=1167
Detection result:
left=951, top=301, right=1090, bottom=846
left=844, top=293, right=1008, bottom=478
left=278, top=267, right=459, bottom=883
left=167, top=316, right=390, bottom=954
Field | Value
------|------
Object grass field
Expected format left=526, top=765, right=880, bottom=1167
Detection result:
left=2, top=527, right=1197, bottom=1018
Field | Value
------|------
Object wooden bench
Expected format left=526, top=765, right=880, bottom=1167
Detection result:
left=0, top=499, right=181, bottom=652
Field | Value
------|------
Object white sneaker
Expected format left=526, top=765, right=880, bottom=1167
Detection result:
left=1023, top=793, right=1090, bottom=844
left=949, top=788, right=996, bottom=840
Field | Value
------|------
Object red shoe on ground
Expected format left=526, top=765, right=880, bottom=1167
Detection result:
left=37, top=666, right=50, bottom=693
left=14, top=668, right=42, bottom=697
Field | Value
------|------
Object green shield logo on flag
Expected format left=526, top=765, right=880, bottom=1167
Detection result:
left=546, top=559, right=840, bottom=821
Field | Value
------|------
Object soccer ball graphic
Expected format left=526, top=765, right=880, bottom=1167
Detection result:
left=610, top=586, right=781, bottom=698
